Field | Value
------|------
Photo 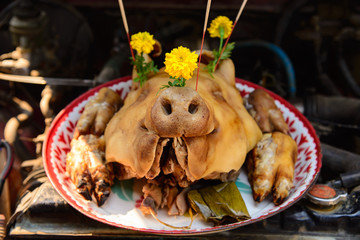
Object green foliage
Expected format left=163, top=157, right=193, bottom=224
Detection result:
left=131, top=54, right=159, bottom=87
left=221, top=42, right=235, bottom=60
left=206, top=42, right=235, bottom=75
left=160, top=76, right=187, bottom=90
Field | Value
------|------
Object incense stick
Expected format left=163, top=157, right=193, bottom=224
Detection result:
left=214, top=0, right=248, bottom=71
left=118, top=0, right=135, bottom=61
left=196, top=0, right=212, bottom=91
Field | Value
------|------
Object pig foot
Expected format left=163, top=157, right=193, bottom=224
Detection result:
left=247, top=132, right=297, bottom=205
left=94, top=179, right=112, bottom=206
left=246, top=89, right=289, bottom=134
left=76, top=174, right=93, bottom=200
left=66, top=134, right=114, bottom=206
left=74, top=87, right=122, bottom=138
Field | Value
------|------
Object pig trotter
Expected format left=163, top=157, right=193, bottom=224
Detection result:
left=246, top=89, right=289, bottom=134
left=76, top=175, right=93, bottom=200
left=94, top=179, right=112, bottom=206
left=66, top=134, right=114, bottom=206
left=247, top=132, right=297, bottom=205
left=75, top=87, right=123, bottom=138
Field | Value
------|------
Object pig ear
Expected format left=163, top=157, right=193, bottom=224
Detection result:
left=215, top=58, right=236, bottom=87
left=151, top=40, right=162, bottom=57
left=198, top=49, right=215, bottom=65
left=197, top=50, right=236, bottom=86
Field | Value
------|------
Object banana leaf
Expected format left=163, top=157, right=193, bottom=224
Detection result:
left=187, top=181, right=250, bottom=225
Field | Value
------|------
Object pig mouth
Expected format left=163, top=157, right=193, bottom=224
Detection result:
left=140, top=136, right=201, bottom=216
left=146, top=137, right=192, bottom=188
left=145, top=131, right=239, bottom=188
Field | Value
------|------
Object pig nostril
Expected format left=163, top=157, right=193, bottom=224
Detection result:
left=188, top=103, right=199, bottom=114
left=161, top=101, right=172, bottom=115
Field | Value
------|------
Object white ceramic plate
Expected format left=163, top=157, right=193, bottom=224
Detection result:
left=43, top=76, right=321, bottom=235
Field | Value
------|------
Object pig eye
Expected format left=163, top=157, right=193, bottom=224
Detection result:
left=188, top=102, right=199, bottom=114
left=161, top=100, right=172, bottom=115
left=212, top=90, right=222, bottom=97
left=212, top=90, right=225, bottom=102
left=210, top=128, right=218, bottom=134
left=139, top=119, right=148, bottom=131
left=136, top=89, right=149, bottom=102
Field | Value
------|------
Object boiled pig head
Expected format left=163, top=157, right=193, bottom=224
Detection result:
left=104, top=52, right=262, bottom=184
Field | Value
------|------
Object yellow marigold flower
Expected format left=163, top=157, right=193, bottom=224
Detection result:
left=164, top=46, right=198, bottom=80
left=130, top=32, right=155, bottom=54
left=207, top=16, right=233, bottom=39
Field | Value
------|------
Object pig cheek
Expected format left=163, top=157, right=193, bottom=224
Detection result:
left=134, top=130, right=160, bottom=177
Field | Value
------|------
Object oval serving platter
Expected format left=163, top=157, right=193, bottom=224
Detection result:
left=43, top=76, right=321, bottom=235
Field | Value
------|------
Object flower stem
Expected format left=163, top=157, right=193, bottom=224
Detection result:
left=218, top=26, right=225, bottom=53
left=139, top=53, right=144, bottom=71
left=214, top=24, right=234, bottom=71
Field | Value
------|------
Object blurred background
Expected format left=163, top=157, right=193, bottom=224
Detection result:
left=0, top=0, right=360, bottom=239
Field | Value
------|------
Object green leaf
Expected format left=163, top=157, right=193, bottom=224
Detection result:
left=187, top=182, right=250, bottom=226
left=212, top=49, right=219, bottom=59
left=206, top=60, right=216, bottom=75
left=220, top=42, right=235, bottom=60
left=131, top=54, right=159, bottom=87
left=160, top=77, right=187, bottom=90
left=206, top=41, right=235, bottom=76
left=187, top=190, right=213, bottom=220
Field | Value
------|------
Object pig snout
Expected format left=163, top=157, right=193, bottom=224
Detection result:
left=147, top=87, right=214, bottom=137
